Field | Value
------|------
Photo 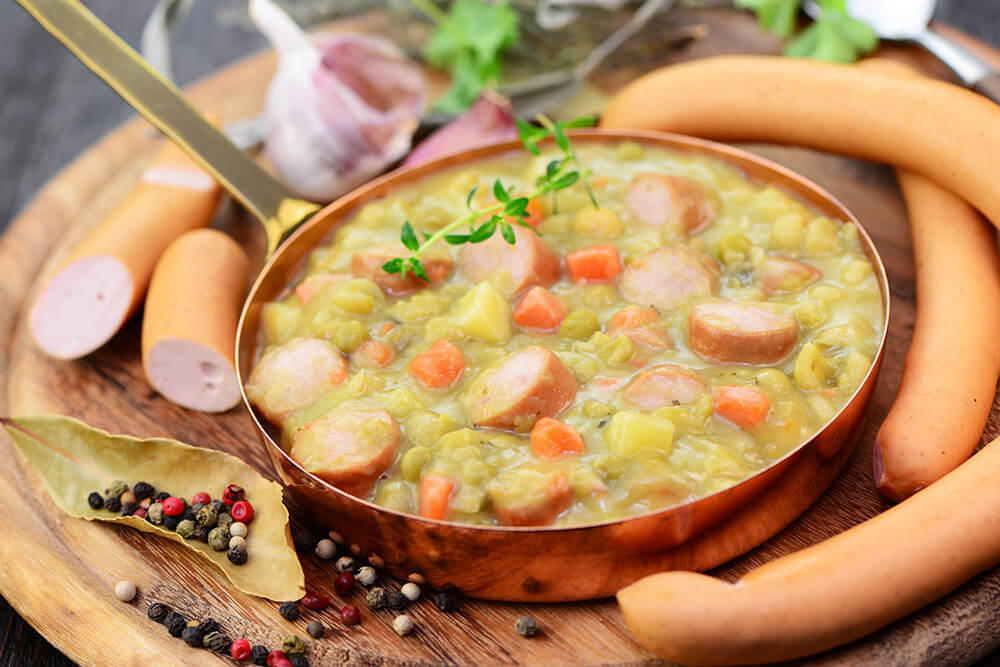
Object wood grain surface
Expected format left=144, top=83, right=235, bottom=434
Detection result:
left=3, top=3, right=1000, bottom=666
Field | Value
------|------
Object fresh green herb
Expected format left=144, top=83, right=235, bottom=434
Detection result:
left=736, top=0, right=877, bottom=63
left=382, top=116, right=598, bottom=280
left=413, top=0, right=519, bottom=113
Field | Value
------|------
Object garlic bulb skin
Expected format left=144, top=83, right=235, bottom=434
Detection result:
left=250, top=0, right=425, bottom=202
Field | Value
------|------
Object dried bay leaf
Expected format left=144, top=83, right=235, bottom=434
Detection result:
left=2, top=414, right=304, bottom=602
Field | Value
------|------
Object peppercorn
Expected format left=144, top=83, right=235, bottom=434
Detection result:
left=366, top=587, right=388, bottom=610
left=251, top=644, right=269, bottom=665
left=223, top=483, right=245, bottom=506
left=289, top=656, right=309, bottom=667
left=231, top=500, right=254, bottom=524
left=341, top=604, right=360, bottom=626
left=104, top=496, right=122, bottom=513
left=87, top=492, right=103, bottom=510
left=514, top=615, right=538, bottom=638
left=334, top=572, right=355, bottom=596
left=434, top=590, right=458, bottom=613
left=155, top=491, right=171, bottom=502
left=120, top=490, right=137, bottom=506
left=230, top=638, right=252, bottom=661
left=281, top=634, right=305, bottom=658
left=166, top=612, right=186, bottom=637
left=162, top=496, right=185, bottom=517
left=301, top=592, right=329, bottom=611
left=192, top=525, right=209, bottom=542
left=228, top=536, right=246, bottom=552
left=121, top=502, right=139, bottom=516
left=334, top=556, right=356, bottom=573
left=217, top=512, right=234, bottom=531
left=114, top=580, right=136, bottom=602
left=176, top=519, right=196, bottom=539
left=291, top=527, right=318, bottom=553
left=278, top=600, right=300, bottom=621
left=132, top=507, right=147, bottom=519
left=133, top=481, right=155, bottom=500
left=392, top=614, right=415, bottom=636
left=192, top=491, right=211, bottom=505
left=388, top=591, right=407, bottom=610
left=105, top=480, right=128, bottom=499
left=228, top=543, right=248, bottom=565
left=267, top=650, right=287, bottom=666
left=197, top=617, right=221, bottom=635
left=196, top=503, right=219, bottom=528
left=208, top=526, right=230, bottom=552
left=182, top=624, right=204, bottom=647
left=186, top=502, right=205, bottom=521
left=401, top=582, right=421, bottom=601
left=147, top=601, right=170, bottom=623
left=163, top=514, right=180, bottom=531
left=146, top=503, right=164, bottom=525
left=204, top=631, right=231, bottom=653
left=306, top=621, right=324, bottom=639
left=314, top=538, right=336, bottom=560
left=356, top=566, right=377, bottom=587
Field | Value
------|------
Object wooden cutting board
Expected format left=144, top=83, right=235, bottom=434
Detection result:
left=4, top=7, right=1000, bottom=666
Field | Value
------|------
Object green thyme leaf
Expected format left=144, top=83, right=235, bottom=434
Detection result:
left=469, top=219, right=497, bottom=243
left=466, top=186, right=478, bottom=209
left=400, top=220, right=419, bottom=251
left=500, top=222, right=516, bottom=244
left=408, top=257, right=429, bottom=281
left=381, top=257, right=405, bottom=274
left=444, top=233, right=471, bottom=244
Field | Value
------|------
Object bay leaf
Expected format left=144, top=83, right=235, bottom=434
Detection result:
left=2, top=414, right=304, bottom=602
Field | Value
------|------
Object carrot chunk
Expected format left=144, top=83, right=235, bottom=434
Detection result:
left=609, top=305, right=673, bottom=350
left=408, top=339, right=465, bottom=389
left=353, top=340, right=395, bottom=369
left=513, top=286, right=568, bottom=332
left=610, top=306, right=658, bottom=330
left=418, top=475, right=454, bottom=520
left=566, top=244, right=622, bottom=283
left=522, top=197, right=546, bottom=228
left=530, top=417, right=585, bottom=460
left=714, top=385, right=772, bottom=429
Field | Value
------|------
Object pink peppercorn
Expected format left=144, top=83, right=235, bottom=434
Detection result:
left=230, top=638, right=251, bottom=661
left=301, top=592, right=330, bottom=610
left=132, top=507, right=147, bottom=519
left=162, top=497, right=184, bottom=517
left=341, top=604, right=360, bottom=625
left=231, top=500, right=254, bottom=523
left=192, top=491, right=211, bottom=505
left=223, top=483, right=245, bottom=506
left=266, top=650, right=286, bottom=666
left=334, top=572, right=355, bottom=596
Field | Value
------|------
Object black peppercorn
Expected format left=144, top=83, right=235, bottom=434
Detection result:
left=210, top=499, right=227, bottom=513
left=155, top=491, right=171, bottom=502
left=228, top=544, right=248, bottom=565
left=279, top=600, right=300, bottom=621
left=87, top=492, right=103, bottom=510
left=388, top=591, right=408, bottom=610
left=291, top=527, right=319, bottom=553
left=198, top=618, right=220, bottom=635
left=289, top=656, right=310, bottom=667
left=202, top=630, right=231, bottom=653
left=146, top=602, right=170, bottom=623
left=163, top=514, right=180, bottom=531
left=183, top=503, right=203, bottom=522
left=121, top=502, right=139, bottom=516
left=132, top=481, right=155, bottom=500
left=434, top=590, right=458, bottom=613
left=251, top=644, right=269, bottom=665
left=192, top=525, right=209, bottom=542
left=181, top=625, right=204, bottom=647
left=166, top=612, right=186, bottom=637
left=306, top=620, right=324, bottom=639
left=104, top=496, right=122, bottom=513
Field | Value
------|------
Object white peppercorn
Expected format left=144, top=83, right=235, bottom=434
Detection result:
left=114, top=580, right=137, bottom=601
left=392, top=614, right=415, bottom=636
left=315, top=538, right=336, bottom=560
left=335, top=556, right=356, bottom=573
left=230, top=521, right=248, bottom=538
left=229, top=535, right=247, bottom=550
left=356, top=566, right=377, bottom=587
left=401, top=582, right=421, bottom=601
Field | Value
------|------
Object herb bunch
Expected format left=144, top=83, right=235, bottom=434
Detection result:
left=736, top=0, right=877, bottom=63
left=382, top=116, right=599, bottom=281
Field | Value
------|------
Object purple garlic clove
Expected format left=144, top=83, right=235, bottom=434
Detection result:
left=403, top=94, right=519, bottom=168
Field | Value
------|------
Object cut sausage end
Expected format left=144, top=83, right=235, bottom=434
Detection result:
left=146, top=337, right=242, bottom=412
left=688, top=300, right=799, bottom=365
left=30, top=255, right=134, bottom=360
left=620, top=247, right=720, bottom=311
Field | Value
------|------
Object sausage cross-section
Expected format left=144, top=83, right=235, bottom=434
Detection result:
left=688, top=300, right=798, bottom=364
left=619, top=246, right=720, bottom=310
left=458, top=224, right=561, bottom=295
left=488, top=469, right=573, bottom=526
left=351, top=244, right=453, bottom=296
left=624, top=364, right=708, bottom=410
left=245, top=338, right=349, bottom=424
left=624, top=172, right=717, bottom=234
left=757, top=256, right=821, bottom=295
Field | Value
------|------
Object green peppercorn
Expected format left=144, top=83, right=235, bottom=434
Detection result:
left=282, top=634, right=306, bottom=658
left=176, top=519, right=196, bottom=539
left=104, top=496, right=122, bottom=513
left=181, top=625, right=204, bottom=647
left=279, top=600, right=300, bottom=621
left=216, top=512, right=234, bottom=530
left=208, top=526, right=230, bottom=552
left=366, top=587, right=388, bottom=610
left=196, top=504, right=219, bottom=529
left=228, top=544, right=248, bottom=565
left=146, top=602, right=170, bottom=623
left=132, top=481, right=155, bottom=500
left=146, top=503, right=164, bottom=525
left=105, top=480, right=128, bottom=499
left=514, top=615, right=538, bottom=638
left=87, top=492, right=103, bottom=510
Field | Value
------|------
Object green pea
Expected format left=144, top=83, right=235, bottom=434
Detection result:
left=559, top=309, right=600, bottom=340
left=400, top=446, right=433, bottom=483
left=319, top=319, right=369, bottom=353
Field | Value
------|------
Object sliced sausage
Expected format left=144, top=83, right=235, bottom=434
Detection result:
left=757, top=256, right=821, bottom=295
left=488, top=469, right=572, bottom=526
left=624, top=364, right=708, bottom=410
left=458, top=224, right=561, bottom=295
left=245, top=337, right=348, bottom=424
left=463, top=346, right=578, bottom=431
left=295, top=273, right=350, bottom=304
left=289, top=400, right=399, bottom=497
left=608, top=306, right=673, bottom=350
left=625, top=173, right=718, bottom=234
left=351, top=244, right=452, bottom=296
left=620, top=247, right=720, bottom=310
left=688, top=300, right=799, bottom=364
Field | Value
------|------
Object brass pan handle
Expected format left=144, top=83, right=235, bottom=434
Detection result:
left=14, top=0, right=320, bottom=258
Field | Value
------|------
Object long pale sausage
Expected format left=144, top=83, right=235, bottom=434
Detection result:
left=29, top=138, right=222, bottom=360
left=617, top=433, right=1000, bottom=665
left=600, top=55, right=1000, bottom=229
left=142, top=229, right=250, bottom=413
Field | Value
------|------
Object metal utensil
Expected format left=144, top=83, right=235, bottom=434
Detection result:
left=804, top=0, right=1000, bottom=103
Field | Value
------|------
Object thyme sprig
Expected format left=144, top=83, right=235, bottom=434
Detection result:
left=382, top=115, right=599, bottom=281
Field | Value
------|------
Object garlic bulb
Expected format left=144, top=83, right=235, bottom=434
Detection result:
left=403, top=94, right=518, bottom=168
left=249, top=0, right=426, bottom=201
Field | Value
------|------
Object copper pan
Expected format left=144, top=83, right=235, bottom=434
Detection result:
left=21, top=1, right=888, bottom=602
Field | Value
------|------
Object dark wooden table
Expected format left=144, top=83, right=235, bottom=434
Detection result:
left=1, top=1, right=999, bottom=665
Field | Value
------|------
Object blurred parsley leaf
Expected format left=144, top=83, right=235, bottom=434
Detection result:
left=734, top=0, right=799, bottom=39
left=736, top=0, right=877, bottom=63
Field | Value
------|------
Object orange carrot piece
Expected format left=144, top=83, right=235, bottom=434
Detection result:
left=609, top=305, right=673, bottom=350
left=408, top=339, right=465, bottom=389
left=610, top=306, right=659, bottom=330
left=379, top=322, right=395, bottom=337
left=354, top=340, right=395, bottom=369
left=513, top=286, right=568, bottom=332
left=566, top=244, right=622, bottom=284
left=522, top=198, right=546, bottom=228
left=419, top=475, right=454, bottom=520
left=714, top=385, right=771, bottom=429
left=530, top=417, right=585, bottom=460
left=329, top=358, right=349, bottom=386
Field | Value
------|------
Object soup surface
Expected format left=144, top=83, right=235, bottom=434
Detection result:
left=246, top=141, right=883, bottom=526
